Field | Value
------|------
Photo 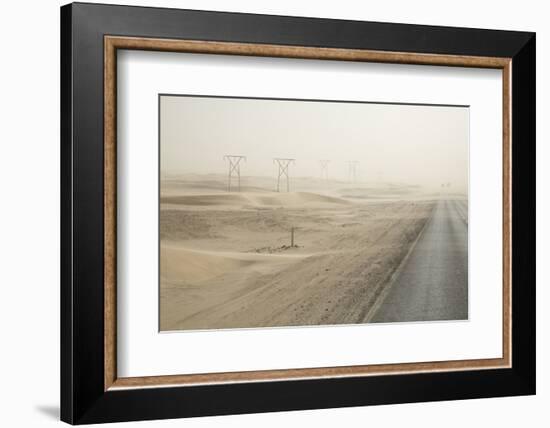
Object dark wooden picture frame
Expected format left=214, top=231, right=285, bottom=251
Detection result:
left=61, top=2, right=535, bottom=424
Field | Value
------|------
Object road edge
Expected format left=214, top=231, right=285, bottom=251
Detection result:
left=362, top=201, right=437, bottom=323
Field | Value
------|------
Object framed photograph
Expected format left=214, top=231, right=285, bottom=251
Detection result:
left=60, top=2, right=535, bottom=424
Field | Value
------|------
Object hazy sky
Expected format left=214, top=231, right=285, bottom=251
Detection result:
left=160, top=95, right=468, bottom=190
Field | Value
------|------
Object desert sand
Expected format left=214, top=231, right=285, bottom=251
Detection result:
left=159, top=174, right=460, bottom=331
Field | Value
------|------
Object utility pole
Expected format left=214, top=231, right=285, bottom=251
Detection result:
left=273, top=158, right=295, bottom=192
left=223, top=155, right=246, bottom=192
left=319, top=160, right=330, bottom=181
left=347, top=161, right=359, bottom=183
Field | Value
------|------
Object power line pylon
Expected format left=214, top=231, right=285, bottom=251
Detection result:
left=319, top=160, right=330, bottom=181
left=223, top=155, right=246, bottom=192
left=273, top=158, right=295, bottom=192
left=347, top=161, right=359, bottom=183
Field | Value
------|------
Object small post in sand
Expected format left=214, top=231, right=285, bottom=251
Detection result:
left=291, top=227, right=295, bottom=247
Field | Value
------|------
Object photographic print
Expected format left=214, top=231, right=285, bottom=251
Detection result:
left=159, top=95, right=468, bottom=331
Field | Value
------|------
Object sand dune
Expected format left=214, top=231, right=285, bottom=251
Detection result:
left=161, top=246, right=253, bottom=284
left=161, top=245, right=310, bottom=285
left=159, top=175, right=439, bottom=330
left=250, top=192, right=349, bottom=206
left=161, top=191, right=350, bottom=208
left=161, top=193, right=248, bottom=207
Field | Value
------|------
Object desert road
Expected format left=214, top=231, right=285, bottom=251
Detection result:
left=369, top=199, right=468, bottom=323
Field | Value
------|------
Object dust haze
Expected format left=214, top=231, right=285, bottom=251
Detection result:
left=159, top=95, right=469, bottom=331
left=161, top=95, right=468, bottom=192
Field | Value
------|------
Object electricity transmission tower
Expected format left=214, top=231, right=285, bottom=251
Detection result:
left=223, top=155, right=246, bottom=192
left=319, top=160, right=330, bottom=180
left=274, top=158, right=295, bottom=192
left=347, top=161, right=359, bottom=183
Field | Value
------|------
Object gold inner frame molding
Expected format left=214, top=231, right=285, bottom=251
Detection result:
left=104, top=35, right=512, bottom=391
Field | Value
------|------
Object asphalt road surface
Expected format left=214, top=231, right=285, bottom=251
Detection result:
left=369, top=199, right=468, bottom=323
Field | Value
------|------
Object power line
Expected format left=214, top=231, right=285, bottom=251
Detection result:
left=347, top=161, right=359, bottom=183
left=223, top=155, right=246, bottom=192
left=319, top=160, right=330, bottom=181
left=273, top=158, right=295, bottom=192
